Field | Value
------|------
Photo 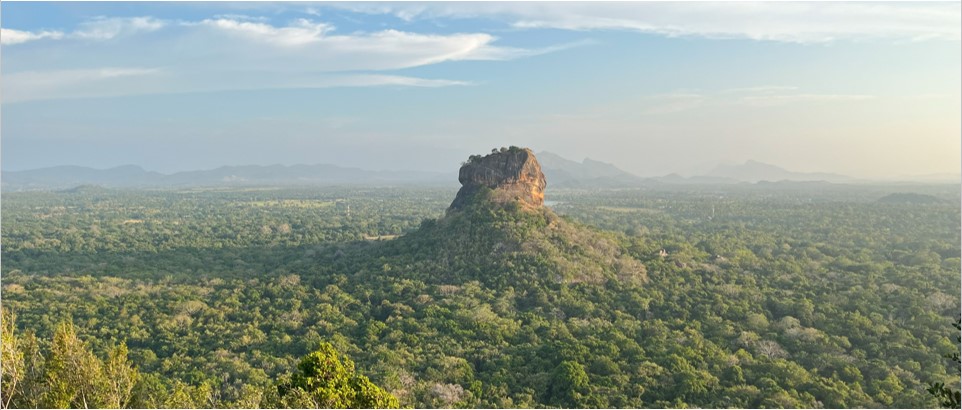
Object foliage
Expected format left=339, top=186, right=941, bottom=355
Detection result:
left=1, top=310, right=24, bottom=409
left=927, top=318, right=961, bottom=408
left=0, top=308, right=395, bottom=409
left=0, top=310, right=139, bottom=409
left=272, top=342, right=398, bottom=408
left=1, top=183, right=959, bottom=408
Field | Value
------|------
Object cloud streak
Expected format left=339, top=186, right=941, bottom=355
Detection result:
left=2, top=68, right=471, bottom=103
left=0, top=28, right=64, bottom=45
left=738, top=93, right=875, bottom=107
left=544, top=86, right=878, bottom=120
left=73, top=16, right=167, bottom=40
left=338, top=2, right=961, bottom=43
left=1, top=17, right=165, bottom=45
left=2, top=15, right=553, bottom=102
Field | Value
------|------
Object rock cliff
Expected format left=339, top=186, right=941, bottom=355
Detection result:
left=449, top=147, right=547, bottom=211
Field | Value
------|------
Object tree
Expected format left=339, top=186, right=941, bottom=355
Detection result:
left=927, top=318, right=961, bottom=408
left=272, top=343, right=398, bottom=408
left=41, top=321, right=107, bottom=408
left=547, top=361, right=590, bottom=407
left=1, top=309, right=24, bottom=409
left=102, top=342, right=139, bottom=408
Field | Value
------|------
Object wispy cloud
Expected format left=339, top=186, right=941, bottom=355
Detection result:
left=338, top=2, right=961, bottom=43
left=469, top=38, right=596, bottom=60
left=1, top=15, right=560, bottom=102
left=73, top=16, right=166, bottom=40
left=2, top=69, right=471, bottom=103
left=1, top=17, right=165, bottom=45
left=739, top=93, right=875, bottom=107
left=538, top=86, right=877, bottom=121
left=721, top=86, right=875, bottom=107
left=0, top=28, right=64, bottom=45
left=196, top=17, right=334, bottom=46
left=3, top=67, right=165, bottom=102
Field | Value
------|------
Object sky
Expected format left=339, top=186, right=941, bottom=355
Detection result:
left=1, top=1, right=960, bottom=179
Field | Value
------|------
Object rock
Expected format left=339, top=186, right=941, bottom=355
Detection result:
left=449, top=147, right=547, bottom=211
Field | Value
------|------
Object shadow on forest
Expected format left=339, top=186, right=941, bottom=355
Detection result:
left=1, top=238, right=392, bottom=284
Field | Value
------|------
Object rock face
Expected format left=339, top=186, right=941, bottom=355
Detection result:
left=449, top=147, right=547, bottom=211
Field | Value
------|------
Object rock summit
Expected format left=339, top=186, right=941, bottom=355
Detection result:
left=449, top=147, right=547, bottom=211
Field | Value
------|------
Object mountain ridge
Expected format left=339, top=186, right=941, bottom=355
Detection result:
left=1, top=163, right=450, bottom=191
left=707, top=160, right=854, bottom=183
left=536, top=151, right=644, bottom=188
left=5, top=156, right=955, bottom=192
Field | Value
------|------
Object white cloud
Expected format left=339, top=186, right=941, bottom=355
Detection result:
left=1, top=16, right=553, bottom=102
left=719, top=86, right=874, bottom=106
left=338, top=2, right=961, bottom=43
left=1, top=68, right=469, bottom=103
left=0, top=28, right=64, bottom=45
left=74, top=16, right=166, bottom=40
left=5, top=67, right=160, bottom=85
left=517, top=86, right=878, bottom=123
left=739, top=93, right=875, bottom=107
left=469, top=38, right=596, bottom=61
left=1, top=17, right=165, bottom=45
left=650, top=87, right=876, bottom=110
left=198, top=18, right=334, bottom=46
left=2, top=67, right=164, bottom=102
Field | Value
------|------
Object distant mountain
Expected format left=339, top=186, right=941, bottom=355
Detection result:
left=891, top=172, right=962, bottom=184
left=161, top=164, right=446, bottom=186
left=2, top=164, right=448, bottom=191
left=707, top=160, right=853, bottom=183
left=648, top=173, right=741, bottom=185
left=536, top=151, right=644, bottom=188
left=1, top=165, right=164, bottom=191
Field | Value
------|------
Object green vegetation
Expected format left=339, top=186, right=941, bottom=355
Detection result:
left=927, top=318, right=961, bottom=408
left=274, top=342, right=398, bottom=408
left=0, top=309, right=397, bottom=408
left=1, top=184, right=959, bottom=408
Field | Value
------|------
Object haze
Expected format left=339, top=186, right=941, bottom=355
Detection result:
left=1, top=1, right=960, bottom=179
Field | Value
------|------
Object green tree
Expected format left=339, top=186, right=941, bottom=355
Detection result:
left=272, top=343, right=398, bottom=408
left=102, top=342, right=139, bottom=408
left=548, top=361, right=590, bottom=407
left=1, top=309, right=24, bottom=409
left=927, top=318, right=961, bottom=408
left=41, top=321, right=107, bottom=408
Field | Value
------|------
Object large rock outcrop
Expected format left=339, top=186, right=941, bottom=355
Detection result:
left=449, top=147, right=547, bottom=211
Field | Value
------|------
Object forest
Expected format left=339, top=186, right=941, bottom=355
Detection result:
left=1, top=183, right=960, bottom=408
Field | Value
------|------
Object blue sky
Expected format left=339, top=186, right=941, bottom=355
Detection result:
left=2, top=1, right=960, bottom=178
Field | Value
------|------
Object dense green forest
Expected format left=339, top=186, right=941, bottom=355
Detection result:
left=1, top=183, right=960, bottom=408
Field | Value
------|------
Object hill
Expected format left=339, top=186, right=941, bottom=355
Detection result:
left=708, top=160, right=853, bottom=183
left=1, top=164, right=448, bottom=191
left=1, top=165, right=164, bottom=190
left=360, top=147, right=647, bottom=289
left=537, top=151, right=645, bottom=188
